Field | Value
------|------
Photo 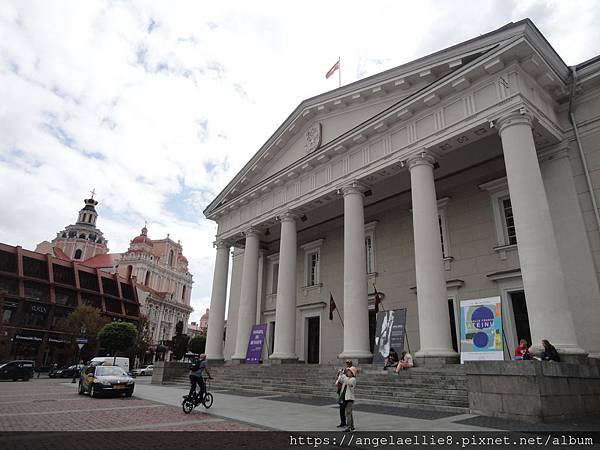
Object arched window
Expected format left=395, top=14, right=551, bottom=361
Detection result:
left=74, top=249, right=82, bottom=259
left=168, top=250, right=174, bottom=266
left=144, top=271, right=150, bottom=286
left=126, top=265, right=133, bottom=279
left=181, top=285, right=186, bottom=301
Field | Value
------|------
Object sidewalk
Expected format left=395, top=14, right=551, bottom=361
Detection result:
left=133, top=380, right=495, bottom=432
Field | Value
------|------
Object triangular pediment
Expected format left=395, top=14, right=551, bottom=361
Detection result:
left=205, top=19, right=568, bottom=218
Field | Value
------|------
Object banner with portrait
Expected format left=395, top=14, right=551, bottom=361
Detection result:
left=459, top=297, right=504, bottom=363
left=373, top=309, right=407, bottom=364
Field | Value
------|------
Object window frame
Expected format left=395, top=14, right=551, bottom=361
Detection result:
left=300, top=239, right=324, bottom=288
left=479, top=177, right=518, bottom=260
left=364, top=221, right=378, bottom=276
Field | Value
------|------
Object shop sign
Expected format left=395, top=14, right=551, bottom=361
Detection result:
left=15, top=334, right=43, bottom=342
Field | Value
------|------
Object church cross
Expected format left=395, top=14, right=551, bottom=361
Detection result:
left=90, top=188, right=96, bottom=199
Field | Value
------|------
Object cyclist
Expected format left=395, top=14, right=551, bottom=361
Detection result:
left=185, top=354, right=212, bottom=401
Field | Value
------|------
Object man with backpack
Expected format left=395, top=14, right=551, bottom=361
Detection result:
left=185, top=354, right=212, bottom=400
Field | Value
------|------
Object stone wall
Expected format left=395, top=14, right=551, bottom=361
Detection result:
left=151, top=361, right=190, bottom=384
left=466, top=360, right=600, bottom=422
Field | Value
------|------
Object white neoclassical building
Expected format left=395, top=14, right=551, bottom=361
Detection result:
left=203, top=20, right=600, bottom=366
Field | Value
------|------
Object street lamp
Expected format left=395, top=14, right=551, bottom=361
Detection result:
left=71, top=325, right=87, bottom=383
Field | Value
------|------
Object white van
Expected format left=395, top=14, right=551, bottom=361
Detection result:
left=89, top=357, right=130, bottom=372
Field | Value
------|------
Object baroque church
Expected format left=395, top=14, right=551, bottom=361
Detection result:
left=36, top=196, right=194, bottom=352
left=202, top=19, right=600, bottom=366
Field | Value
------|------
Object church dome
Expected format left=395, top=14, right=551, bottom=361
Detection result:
left=132, top=225, right=151, bottom=245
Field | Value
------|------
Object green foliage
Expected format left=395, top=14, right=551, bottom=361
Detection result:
left=133, top=315, right=152, bottom=361
left=172, top=320, right=188, bottom=360
left=57, top=305, right=110, bottom=361
left=188, top=335, right=206, bottom=355
left=98, top=322, right=138, bottom=357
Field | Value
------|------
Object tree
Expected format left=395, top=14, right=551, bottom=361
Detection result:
left=172, top=320, right=189, bottom=360
left=58, top=305, right=110, bottom=362
left=188, top=335, right=206, bottom=355
left=98, top=322, right=138, bottom=364
left=133, top=315, right=152, bottom=364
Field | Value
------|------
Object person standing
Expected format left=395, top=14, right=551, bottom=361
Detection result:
left=336, top=367, right=357, bottom=432
left=335, top=368, right=346, bottom=428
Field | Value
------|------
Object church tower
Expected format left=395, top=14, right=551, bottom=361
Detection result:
left=36, top=193, right=109, bottom=261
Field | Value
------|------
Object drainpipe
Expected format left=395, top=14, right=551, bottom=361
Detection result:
left=568, top=66, right=600, bottom=237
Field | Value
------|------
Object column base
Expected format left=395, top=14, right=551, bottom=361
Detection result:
left=269, top=352, right=299, bottom=363
left=338, top=351, right=373, bottom=365
left=269, top=358, right=300, bottom=365
left=230, top=356, right=247, bottom=365
left=205, top=357, right=225, bottom=365
left=415, top=350, right=459, bottom=367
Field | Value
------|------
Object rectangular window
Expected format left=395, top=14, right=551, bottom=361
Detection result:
left=24, top=281, right=50, bottom=302
left=272, top=263, right=279, bottom=294
left=306, top=251, right=320, bottom=286
left=365, top=235, right=374, bottom=274
left=501, top=198, right=517, bottom=245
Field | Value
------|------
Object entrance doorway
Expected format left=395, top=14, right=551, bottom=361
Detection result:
left=447, top=299, right=458, bottom=352
left=306, top=317, right=320, bottom=364
left=510, top=291, right=531, bottom=346
left=268, top=321, right=275, bottom=356
left=368, top=310, right=377, bottom=353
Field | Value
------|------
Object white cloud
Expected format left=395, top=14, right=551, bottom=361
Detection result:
left=1, top=0, right=599, bottom=322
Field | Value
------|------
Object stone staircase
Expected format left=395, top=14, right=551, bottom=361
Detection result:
left=169, top=364, right=469, bottom=413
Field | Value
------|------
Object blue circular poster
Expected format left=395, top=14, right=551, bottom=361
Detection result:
left=473, top=331, right=489, bottom=348
left=471, top=306, right=494, bottom=329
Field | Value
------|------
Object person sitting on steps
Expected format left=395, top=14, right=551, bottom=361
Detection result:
left=383, top=347, right=399, bottom=370
left=394, top=351, right=414, bottom=373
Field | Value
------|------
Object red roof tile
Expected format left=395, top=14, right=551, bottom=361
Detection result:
left=82, top=253, right=121, bottom=268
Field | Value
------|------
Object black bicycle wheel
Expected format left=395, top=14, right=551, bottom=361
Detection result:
left=202, top=393, right=213, bottom=409
left=182, top=399, right=194, bottom=414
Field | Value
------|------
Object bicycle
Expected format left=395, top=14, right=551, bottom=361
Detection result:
left=182, top=376, right=213, bottom=413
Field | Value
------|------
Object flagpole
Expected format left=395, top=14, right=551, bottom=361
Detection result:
left=338, top=56, right=341, bottom=87
left=336, top=307, right=344, bottom=327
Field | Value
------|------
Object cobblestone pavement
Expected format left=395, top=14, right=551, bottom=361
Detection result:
left=0, top=378, right=265, bottom=432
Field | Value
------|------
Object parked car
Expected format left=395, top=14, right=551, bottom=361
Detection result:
left=0, top=360, right=35, bottom=381
left=89, top=357, right=130, bottom=372
left=133, top=365, right=153, bottom=376
left=49, top=364, right=85, bottom=378
left=79, top=364, right=135, bottom=398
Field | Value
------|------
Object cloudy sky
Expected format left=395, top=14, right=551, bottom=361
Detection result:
left=1, top=0, right=599, bottom=322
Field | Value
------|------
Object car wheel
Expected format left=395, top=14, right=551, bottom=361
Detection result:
left=90, top=385, right=97, bottom=398
left=23, top=376, right=30, bottom=382
left=78, top=382, right=84, bottom=395
left=202, top=393, right=213, bottom=409
left=125, top=390, right=133, bottom=398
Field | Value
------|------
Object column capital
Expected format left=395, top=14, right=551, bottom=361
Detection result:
left=213, top=239, right=231, bottom=250
left=406, top=151, right=436, bottom=170
left=278, top=211, right=299, bottom=223
left=243, top=227, right=260, bottom=238
left=495, top=108, right=534, bottom=135
left=339, top=181, right=368, bottom=197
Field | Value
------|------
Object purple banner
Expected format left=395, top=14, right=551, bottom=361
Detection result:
left=245, top=323, right=267, bottom=364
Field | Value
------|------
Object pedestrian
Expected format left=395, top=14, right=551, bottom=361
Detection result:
left=539, top=339, right=560, bottom=362
left=395, top=351, right=414, bottom=373
left=335, top=367, right=346, bottom=428
left=336, top=367, right=357, bottom=432
left=514, top=339, right=532, bottom=360
left=383, top=347, right=399, bottom=370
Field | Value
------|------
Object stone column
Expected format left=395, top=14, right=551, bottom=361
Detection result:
left=339, top=184, right=372, bottom=361
left=205, top=241, right=231, bottom=361
left=231, top=229, right=261, bottom=361
left=496, top=111, right=586, bottom=358
left=270, top=212, right=299, bottom=362
left=408, top=152, right=458, bottom=365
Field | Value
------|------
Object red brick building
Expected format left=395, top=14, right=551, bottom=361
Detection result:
left=0, top=243, right=140, bottom=367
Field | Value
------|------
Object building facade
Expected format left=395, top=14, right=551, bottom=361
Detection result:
left=117, top=226, right=194, bottom=346
left=35, top=200, right=194, bottom=351
left=203, top=20, right=600, bottom=365
left=0, top=243, right=140, bottom=367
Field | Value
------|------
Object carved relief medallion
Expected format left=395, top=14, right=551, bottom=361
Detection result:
left=304, top=122, right=322, bottom=154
